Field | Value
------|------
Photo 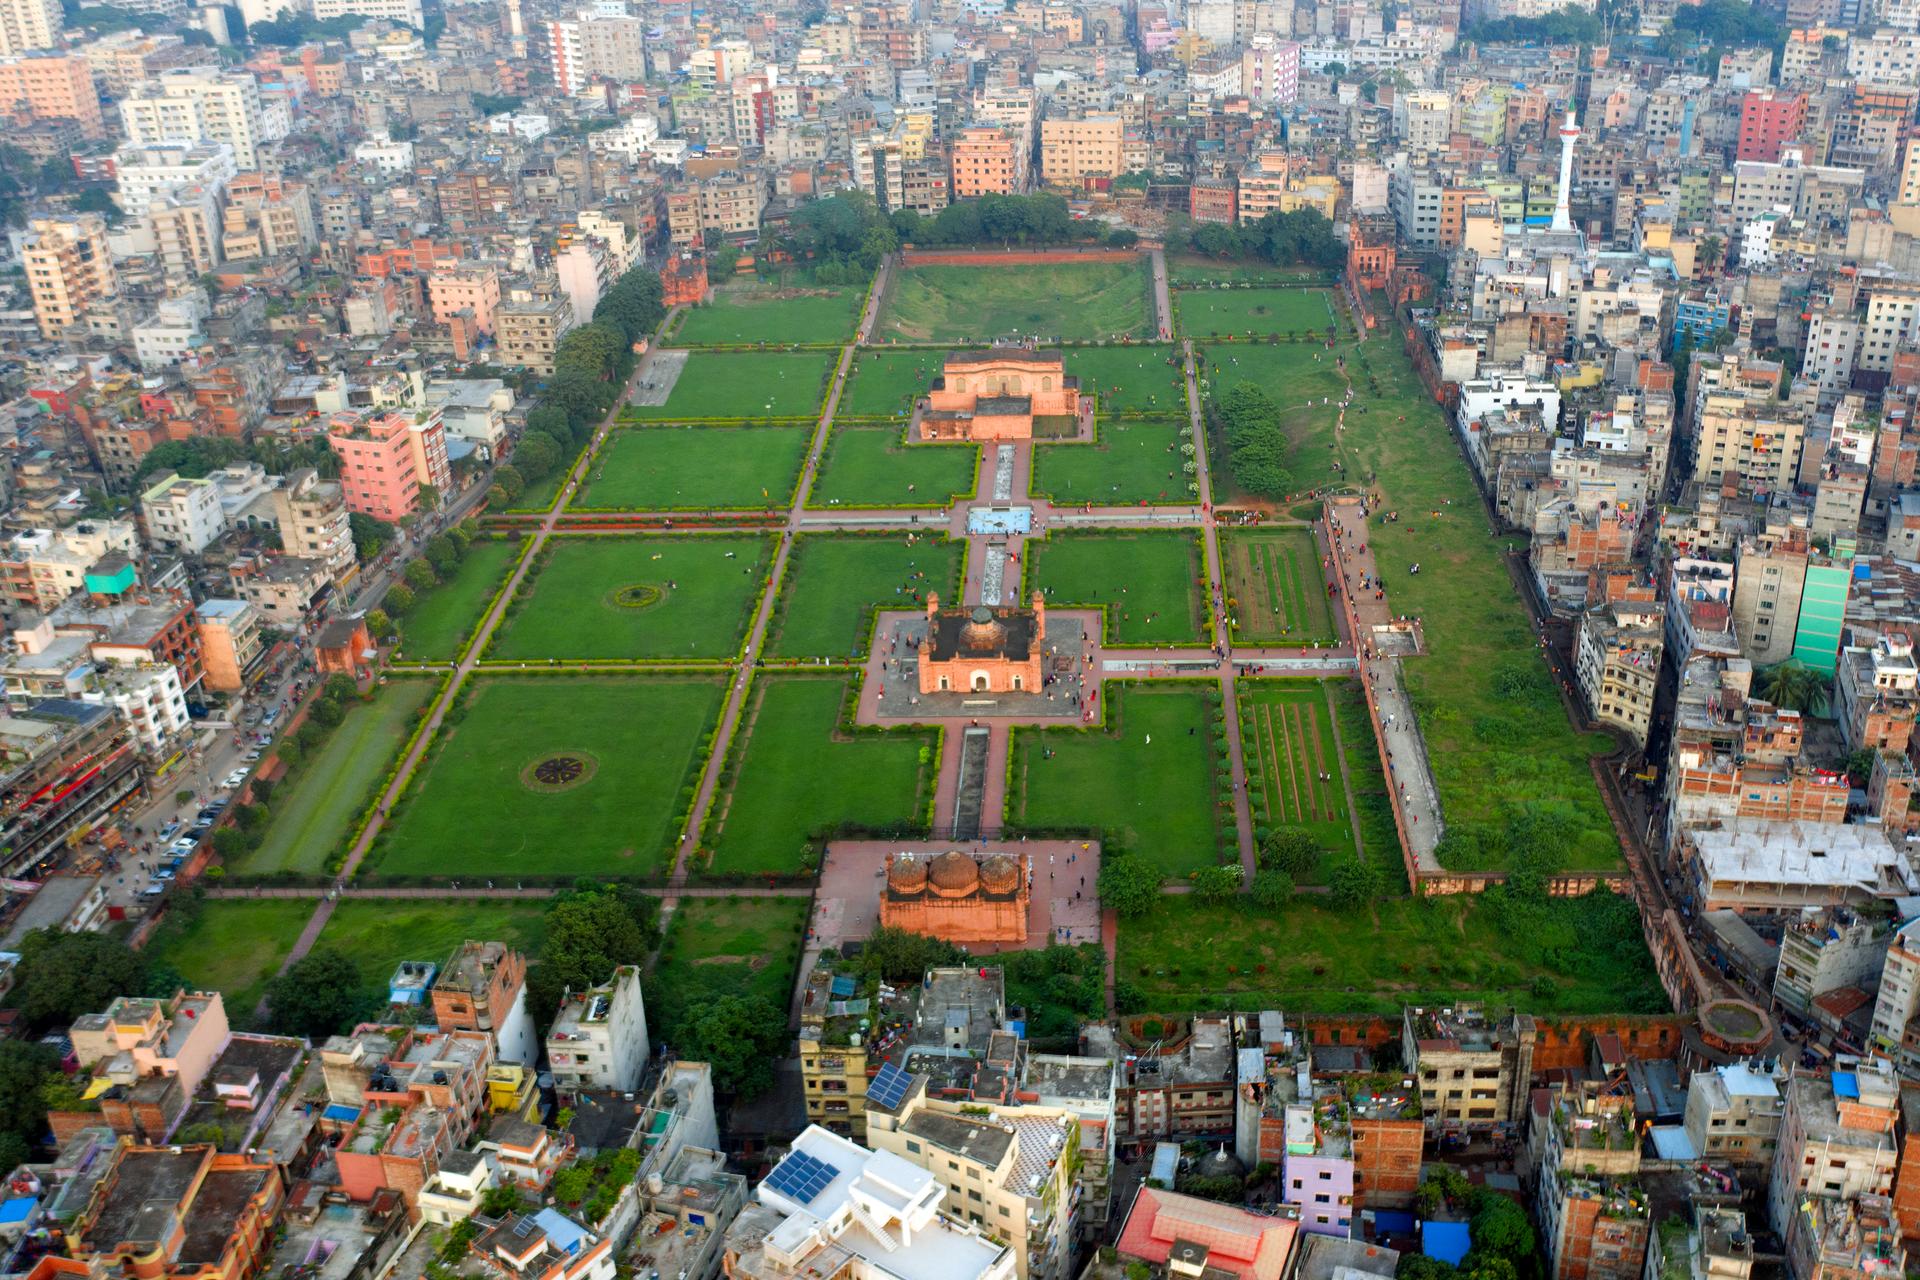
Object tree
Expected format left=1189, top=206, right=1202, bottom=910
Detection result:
left=1397, top=1258, right=1459, bottom=1280
left=384, top=583, right=415, bottom=614
left=1756, top=660, right=1829, bottom=715
left=493, top=465, right=526, bottom=501
left=404, top=559, right=437, bottom=592
left=1468, top=1192, right=1536, bottom=1263
left=1250, top=870, right=1295, bottom=909
left=1697, top=235, right=1725, bottom=276
left=264, top=948, right=368, bottom=1039
left=1327, top=858, right=1381, bottom=912
left=424, top=535, right=458, bottom=577
left=1098, top=855, right=1165, bottom=916
left=350, top=512, right=396, bottom=559
left=416, top=484, right=439, bottom=513
left=677, top=995, right=786, bottom=1097
left=211, top=826, right=258, bottom=859
left=1259, top=828, right=1322, bottom=876
left=1214, top=382, right=1294, bottom=500
left=854, top=926, right=965, bottom=982
left=526, top=884, right=659, bottom=1023
left=0, top=1040, right=57, bottom=1165
left=366, top=609, right=393, bottom=640
left=1846, top=748, right=1881, bottom=789
left=1190, top=865, right=1241, bottom=902
left=11, top=929, right=150, bottom=1031
left=512, top=432, right=560, bottom=481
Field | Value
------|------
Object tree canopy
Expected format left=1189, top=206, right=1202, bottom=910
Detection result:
left=676, top=995, right=787, bottom=1098
left=526, top=883, right=660, bottom=1025
left=264, top=948, right=371, bottom=1040
left=1212, top=383, right=1294, bottom=501
left=10, top=929, right=154, bottom=1032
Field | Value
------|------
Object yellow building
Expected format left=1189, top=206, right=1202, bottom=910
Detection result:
left=1040, top=114, right=1123, bottom=188
left=22, top=213, right=115, bottom=339
left=487, top=1063, right=538, bottom=1120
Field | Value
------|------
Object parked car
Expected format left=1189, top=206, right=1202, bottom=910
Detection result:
left=140, top=883, right=167, bottom=897
left=156, top=820, right=182, bottom=841
left=153, top=866, right=176, bottom=880
left=243, top=749, right=263, bottom=763
left=222, top=769, right=249, bottom=789
left=168, top=837, right=198, bottom=857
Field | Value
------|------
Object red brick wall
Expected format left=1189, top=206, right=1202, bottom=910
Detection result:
left=900, top=248, right=1145, bottom=268
left=1352, top=1117, right=1424, bottom=1208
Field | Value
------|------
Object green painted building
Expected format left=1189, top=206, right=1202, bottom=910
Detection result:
left=1790, top=558, right=1850, bottom=675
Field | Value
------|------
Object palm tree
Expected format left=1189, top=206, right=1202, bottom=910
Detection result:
left=1757, top=660, right=1830, bottom=715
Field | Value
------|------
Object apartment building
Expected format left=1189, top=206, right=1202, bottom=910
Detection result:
left=268, top=468, right=353, bottom=583
left=1040, top=114, right=1123, bottom=188
left=119, top=68, right=268, bottom=169
left=496, top=292, right=574, bottom=376
left=0, top=55, right=103, bottom=136
left=1403, top=1005, right=1536, bottom=1134
left=546, top=965, right=650, bottom=1100
left=1691, top=394, right=1806, bottom=494
left=1775, top=911, right=1891, bottom=1021
left=0, top=0, right=60, bottom=57
left=139, top=472, right=224, bottom=554
left=1535, top=1087, right=1651, bottom=1280
left=950, top=126, right=1021, bottom=197
left=1766, top=1061, right=1899, bottom=1239
left=1681, top=1063, right=1784, bottom=1168
left=427, top=263, right=502, bottom=335
left=1574, top=587, right=1665, bottom=748
left=22, top=214, right=116, bottom=340
left=326, top=409, right=450, bottom=523
left=434, top=940, right=538, bottom=1068
left=192, top=598, right=261, bottom=693
left=664, top=174, right=765, bottom=246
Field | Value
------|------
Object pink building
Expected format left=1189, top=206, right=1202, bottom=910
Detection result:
left=328, top=410, right=452, bottom=523
left=68, top=992, right=231, bottom=1100
left=1117, top=1187, right=1299, bottom=1280
left=427, top=264, right=502, bottom=335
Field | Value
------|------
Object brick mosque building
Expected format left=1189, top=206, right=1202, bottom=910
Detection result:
left=919, top=348, right=1081, bottom=441
left=918, top=593, right=1046, bottom=694
left=880, top=850, right=1029, bottom=943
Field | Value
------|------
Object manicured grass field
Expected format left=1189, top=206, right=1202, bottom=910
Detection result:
left=809, top=428, right=978, bottom=508
left=1222, top=528, right=1337, bottom=645
left=1119, top=888, right=1664, bottom=1015
left=1069, top=345, right=1186, bottom=416
left=1009, top=682, right=1226, bottom=875
left=1237, top=680, right=1356, bottom=879
left=707, top=676, right=935, bottom=872
left=626, top=350, right=836, bottom=420
left=1030, top=419, right=1193, bottom=506
left=671, top=284, right=863, bottom=346
left=579, top=425, right=810, bottom=510
left=396, top=538, right=522, bottom=661
left=839, top=349, right=943, bottom=419
left=1176, top=288, right=1338, bottom=338
left=378, top=676, right=724, bottom=877
left=650, top=896, right=809, bottom=1037
left=1332, top=677, right=1405, bottom=889
left=1197, top=343, right=1352, bottom=496
left=512, top=460, right=576, bottom=514
left=1330, top=311, right=1620, bottom=871
left=231, top=679, right=437, bottom=876
left=491, top=535, right=770, bottom=661
left=879, top=261, right=1152, bottom=343
left=145, top=899, right=315, bottom=1021
left=316, top=899, right=549, bottom=1008
left=768, top=533, right=963, bottom=659
left=1167, top=259, right=1336, bottom=288
left=1024, top=530, right=1207, bottom=645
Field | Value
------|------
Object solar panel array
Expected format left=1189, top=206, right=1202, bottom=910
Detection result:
left=866, top=1061, right=911, bottom=1109
left=766, top=1150, right=840, bottom=1204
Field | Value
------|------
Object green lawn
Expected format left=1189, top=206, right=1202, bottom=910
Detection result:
left=1222, top=528, right=1337, bottom=645
left=491, top=535, right=770, bottom=661
left=231, top=679, right=437, bottom=876
left=1176, top=288, right=1338, bottom=338
left=512, top=448, right=581, bottom=513
left=839, top=349, right=944, bottom=419
left=579, top=425, right=811, bottom=510
left=1332, top=314, right=1620, bottom=872
left=1167, top=259, right=1336, bottom=288
left=1030, top=419, right=1193, bottom=506
left=707, top=676, right=935, bottom=872
left=671, top=284, right=863, bottom=346
left=627, top=350, right=837, bottom=420
left=377, top=676, right=724, bottom=877
left=396, top=539, right=523, bottom=661
left=1009, top=682, right=1227, bottom=875
left=315, top=899, right=550, bottom=1008
left=1024, top=530, right=1207, bottom=645
left=1332, top=677, right=1406, bottom=890
left=1118, top=889, right=1665, bottom=1015
left=1070, top=345, right=1187, bottom=416
left=649, top=896, right=809, bottom=1038
left=1197, top=343, right=1352, bottom=497
left=809, top=427, right=978, bottom=508
left=145, top=899, right=315, bottom=1021
left=1237, top=680, right=1357, bottom=880
left=879, top=261, right=1152, bottom=343
left=768, top=533, right=964, bottom=659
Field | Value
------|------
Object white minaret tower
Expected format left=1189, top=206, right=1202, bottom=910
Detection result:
left=1551, top=105, right=1580, bottom=233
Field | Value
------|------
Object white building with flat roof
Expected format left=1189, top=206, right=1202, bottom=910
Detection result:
left=725, top=1125, right=1016, bottom=1280
left=1681, top=819, right=1917, bottom=914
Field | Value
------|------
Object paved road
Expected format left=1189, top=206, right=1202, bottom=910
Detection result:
left=1149, top=247, right=1173, bottom=340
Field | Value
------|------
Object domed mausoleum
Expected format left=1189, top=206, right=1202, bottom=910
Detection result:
left=880, top=850, right=1030, bottom=943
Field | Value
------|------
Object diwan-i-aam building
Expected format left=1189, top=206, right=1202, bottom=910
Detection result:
left=920, top=347, right=1081, bottom=441
left=918, top=593, right=1046, bottom=694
